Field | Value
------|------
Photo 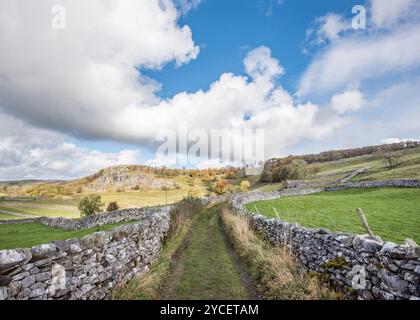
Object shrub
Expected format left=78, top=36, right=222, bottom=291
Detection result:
left=260, top=158, right=309, bottom=183
left=167, top=196, right=204, bottom=239
left=287, top=159, right=308, bottom=180
left=214, top=180, right=228, bottom=195
left=239, top=180, right=251, bottom=192
left=226, top=184, right=240, bottom=194
left=106, top=201, right=119, bottom=212
left=78, top=194, right=104, bottom=217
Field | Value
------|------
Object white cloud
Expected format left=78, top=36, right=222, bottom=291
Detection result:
left=330, top=90, right=365, bottom=114
left=0, top=115, right=142, bottom=180
left=244, top=46, right=284, bottom=80
left=307, top=13, right=351, bottom=45
left=370, top=0, right=418, bottom=28
left=0, top=0, right=199, bottom=142
left=0, top=1, right=359, bottom=178
left=258, top=0, right=284, bottom=17
left=0, top=3, right=346, bottom=165
left=381, top=137, right=420, bottom=144
left=174, top=0, right=202, bottom=15
left=299, top=22, right=420, bottom=96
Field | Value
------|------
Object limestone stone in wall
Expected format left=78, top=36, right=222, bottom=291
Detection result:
left=0, top=211, right=169, bottom=300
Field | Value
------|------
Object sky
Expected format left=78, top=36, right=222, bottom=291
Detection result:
left=0, top=0, right=420, bottom=180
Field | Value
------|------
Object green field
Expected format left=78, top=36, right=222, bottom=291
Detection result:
left=0, top=221, right=134, bottom=250
left=246, top=188, right=420, bottom=244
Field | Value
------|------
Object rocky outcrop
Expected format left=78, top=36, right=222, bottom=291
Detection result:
left=83, top=166, right=177, bottom=192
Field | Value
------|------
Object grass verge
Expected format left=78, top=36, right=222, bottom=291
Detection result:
left=221, top=208, right=342, bottom=300
left=113, top=197, right=204, bottom=300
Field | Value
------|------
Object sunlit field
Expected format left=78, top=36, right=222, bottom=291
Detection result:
left=247, top=188, right=420, bottom=244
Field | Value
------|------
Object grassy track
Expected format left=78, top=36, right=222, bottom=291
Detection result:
left=0, top=221, right=134, bottom=250
left=115, top=204, right=257, bottom=300
left=247, top=188, right=420, bottom=244
left=172, top=205, right=253, bottom=299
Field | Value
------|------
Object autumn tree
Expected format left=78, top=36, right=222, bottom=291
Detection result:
left=239, top=180, right=251, bottom=192
left=78, top=194, right=104, bottom=217
left=214, top=180, right=228, bottom=195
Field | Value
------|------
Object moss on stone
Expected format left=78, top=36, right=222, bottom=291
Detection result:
left=321, top=256, right=349, bottom=269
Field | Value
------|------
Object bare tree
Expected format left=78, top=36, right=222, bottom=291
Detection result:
left=377, top=149, right=403, bottom=169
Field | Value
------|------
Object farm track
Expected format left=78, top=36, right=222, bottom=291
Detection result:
left=162, top=205, right=259, bottom=300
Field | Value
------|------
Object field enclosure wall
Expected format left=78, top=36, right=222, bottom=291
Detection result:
left=0, top=208, right=169, bottom=300
left=230, top=180, right=420, bottom=300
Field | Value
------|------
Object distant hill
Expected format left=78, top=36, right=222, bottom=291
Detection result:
left=275, top=141, right=420, bottom=165
left=261, top=141, right=420, bottom=183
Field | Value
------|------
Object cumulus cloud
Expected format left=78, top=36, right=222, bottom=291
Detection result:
left=244, top=46, right=284, bottom=80
left=330, top=90, right=365, bottom=114
left=299, top=23, right=420, bottom=96
left=306, top=13, right=351, bottom=45
left=135, top=46, right=344, bottom=159
left=0, top=1, right=361, bottom=178
left=299, top=1, right=420, bottom=96
left=0, top=0, right=199, bottom=143
left=370, top=0, right=419, bottom=28
left=0, top=0, right=346, bottom=166
left=0, top=114, right=142, bottom=180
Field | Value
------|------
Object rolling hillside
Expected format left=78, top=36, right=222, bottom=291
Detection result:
left=259, top=142, right=420, bottom=190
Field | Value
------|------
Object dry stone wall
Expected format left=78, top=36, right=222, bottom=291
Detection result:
left=325, top=179, right=420, bottom=191
left=0, top=206, right=172, bottom=231
left=0, top=210, right=169, bottom=300
left=230, top=180, right=420, bottom=300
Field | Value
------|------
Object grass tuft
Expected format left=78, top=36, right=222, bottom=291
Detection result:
left=221, top=208, right=342, bottom=300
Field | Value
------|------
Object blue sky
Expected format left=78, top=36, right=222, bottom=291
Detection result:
left=145, top=0, right=356, bottom=98
left=0, top=0, right=420, bottom=179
